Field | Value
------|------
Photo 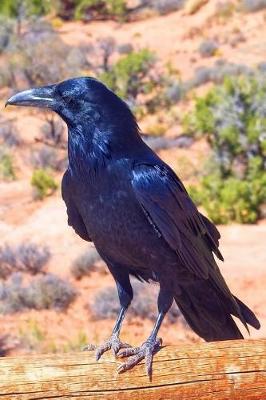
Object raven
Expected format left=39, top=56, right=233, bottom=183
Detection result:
left=6, top=77, right=260, bottom=376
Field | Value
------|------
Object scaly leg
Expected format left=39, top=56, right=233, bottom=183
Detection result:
left=84, top=262, right=133, bottom=359
left=118, top=280, right=174, bottom=377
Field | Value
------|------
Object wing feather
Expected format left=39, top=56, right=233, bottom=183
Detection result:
left=132, top=164, right=223, bottom=280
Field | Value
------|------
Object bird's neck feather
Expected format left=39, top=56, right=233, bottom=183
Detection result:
left=67, top=120, right=142, bottom=177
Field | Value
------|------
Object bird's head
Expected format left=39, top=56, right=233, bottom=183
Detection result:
left=6, top=77, right=137, bottom=133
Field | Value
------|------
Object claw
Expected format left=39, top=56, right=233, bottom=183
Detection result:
left=117, top=338, right=162, bottom=378
left=96, top=341, right=111, bottom=361
left=83, top=335, right=132, bottom=361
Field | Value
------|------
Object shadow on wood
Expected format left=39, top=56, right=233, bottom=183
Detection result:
left=0, top=339, right=265, bottom=399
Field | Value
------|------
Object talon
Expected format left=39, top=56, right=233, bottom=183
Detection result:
left=116, top=338, right=162, bottom=376
left=117, top=363, right=126, bottom=374
left=84, top=335, right=133, bottom=360
left=96, top=348, right=104, bottom=361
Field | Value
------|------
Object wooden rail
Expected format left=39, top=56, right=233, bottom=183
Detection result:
left=0, top=339, right=265, bottom=399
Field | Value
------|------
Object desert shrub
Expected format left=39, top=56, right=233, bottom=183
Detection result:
left=31, top=169, right=58, bottom=199
left=99, top=48, right=174, bottom=113
left=0, top=243, right=50, bottom=279
left=15, top=243, right=51, bottom=275
left=100, top=49, right=156, bottom=104
left=0, top=273, right=77, bottom=314
left=40, top=114, right=66, bottom=147
left=91, top=281, right=182, bottom=323
left=34, top=115, right=67, bottom=170
left=184, top=74, right=266, bottom=171
left=241, top=0, right=266, bottom=12
left=97, top=36, right=116, bottom=72
left=258, top=62, right=266, bottom=72
left=0, top=0, right=185, bottom=21
left=130, top=282, right=157, bottom=320
left=74, top=0, right=127, bottom=20
left=71, top=249, right=102, bottom=280
left=185, top=60, right=253, bottom=90
left=189, top=173, right=266, bottom=224
left=185, top=73, right=266, bottom=223
left=117, top=43, right=134, bottom=55
left=0, top=148, right=15, bottom=181
left=0, top=0, right=52, bottom=18
left=0, top=17, right=16, bottom=53
left=164, top=82, right=183, bottom=103
left=0, top=273, right=25, bottom=313
left=91, top=286, right=120, bottom=319
left=0, top=117, right=21, bottom=147
left=0, top=19, right=89, bottom=90
left=143, top=134, right=194, bottom=151
left=107, top=0, right=126, bottom=16
left=17, top=23, right=88, bottom=86
left=198, top=39, right=219, bottom=58
left=31, top=147, right=62, bottom=171
left=151, top=0, right=184, bottom=14
left=25, top=274, right=77, bottom=311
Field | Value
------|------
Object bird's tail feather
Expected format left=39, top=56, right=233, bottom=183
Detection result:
left=174, top=281, right=259, bottom=342
left=233, top=296, right=260, bottom=330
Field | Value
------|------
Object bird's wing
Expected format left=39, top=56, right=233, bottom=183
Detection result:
left=62, top=172, right=91, bottom=242
left=132, top=163, right=223, bottom=279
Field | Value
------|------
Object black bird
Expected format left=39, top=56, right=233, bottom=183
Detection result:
left=6, top=78, right=260, bottom=376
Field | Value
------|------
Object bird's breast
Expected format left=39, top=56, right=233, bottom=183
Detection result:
left=71, top=170, right=167, bottom=267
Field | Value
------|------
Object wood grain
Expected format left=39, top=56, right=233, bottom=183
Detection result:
left=0, top=339, right=265, bottom=399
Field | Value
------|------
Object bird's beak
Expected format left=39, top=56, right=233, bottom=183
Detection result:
left=5, top=85, right=56, bottom=109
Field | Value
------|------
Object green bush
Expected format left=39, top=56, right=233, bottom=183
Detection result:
left=31, top=169, right=58, bottom=200
left=0, top=149, right=15, bottom=181
left=185, top=73, right=266, bottom=223
left=100, top=49, right=156, bottom=102
left=99, top=48, right=179, bottom=115
left=189, top=173, right=266, bottom=224
left=0, top=0, right=52, bottom=18
left=74, top=0, right=127, bottom=20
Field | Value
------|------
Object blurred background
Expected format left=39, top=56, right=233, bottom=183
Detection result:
left=0, top=0, right=265, bottom=356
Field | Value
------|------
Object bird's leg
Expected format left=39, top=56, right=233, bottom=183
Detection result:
left=117, top=312, right=164, bottom=376
left=118, top=281, right=173, bottom=377
left=94, top=305, right=133, bottom=360
left=84, top=264, right=133, bottom=359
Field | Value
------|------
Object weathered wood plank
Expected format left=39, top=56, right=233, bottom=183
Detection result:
left=0, top=339, right=265, bottom=399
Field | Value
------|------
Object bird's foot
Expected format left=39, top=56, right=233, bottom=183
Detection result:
left=83, top=334, right=132, bottom=360
left=117, top=337, right=162, bottom=377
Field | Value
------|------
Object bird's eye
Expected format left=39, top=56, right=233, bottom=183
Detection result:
left=56, top=88, right=74, bottom=105
left=63, top=94, right=74, bottom=106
